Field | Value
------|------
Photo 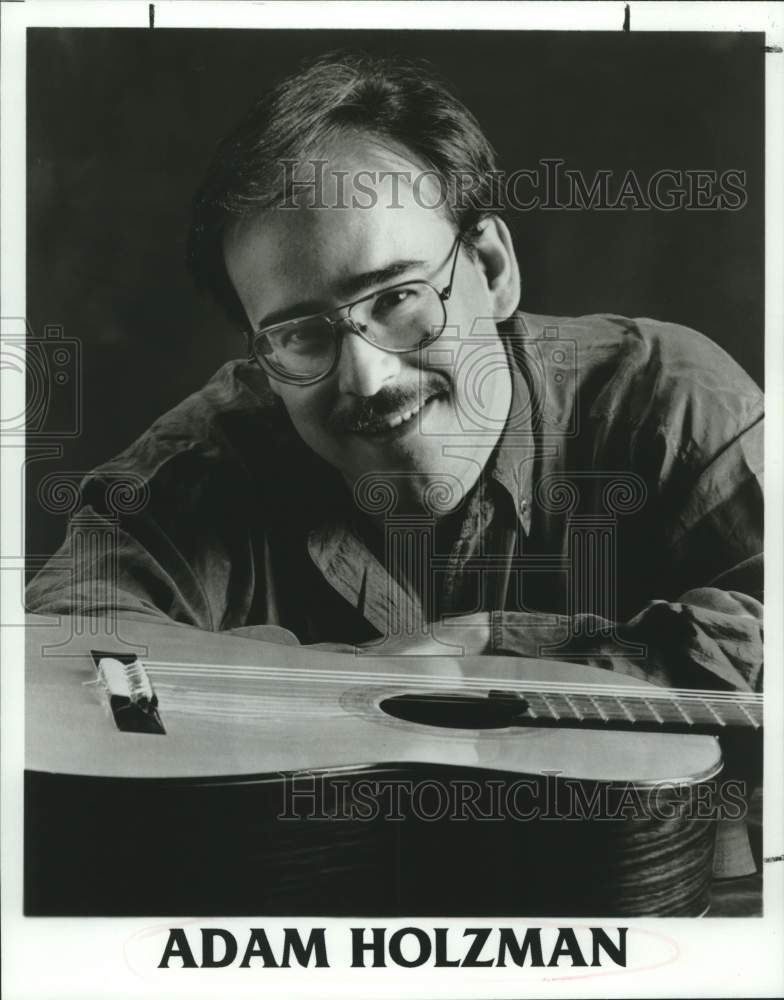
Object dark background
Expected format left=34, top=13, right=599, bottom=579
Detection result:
left=26, top=29, right=765, bottom=559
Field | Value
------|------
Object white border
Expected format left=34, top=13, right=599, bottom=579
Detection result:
left=2, top=3, right=783, bottom=998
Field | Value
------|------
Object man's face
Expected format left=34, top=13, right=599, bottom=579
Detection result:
left=224, top=141, right=518, bottom=516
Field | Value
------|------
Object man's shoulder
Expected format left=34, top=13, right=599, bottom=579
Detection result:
left=514, top=311, right=763, bottom=484
left=517, top=310, right=763, bottom=422
left=92, top=360, right=293, bottom=488
left=519, top=311, right=758, bottom=380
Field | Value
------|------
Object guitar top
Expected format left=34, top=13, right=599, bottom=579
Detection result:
left=24, top=613, right=733, bottom=785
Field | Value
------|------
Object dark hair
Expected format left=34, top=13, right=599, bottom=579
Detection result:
left=187, top=51, right=503, bottom=329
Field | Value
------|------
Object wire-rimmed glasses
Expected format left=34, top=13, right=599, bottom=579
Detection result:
left=246, top=233, right=463, bottom=385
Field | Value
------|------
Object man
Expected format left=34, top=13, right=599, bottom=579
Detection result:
left=27, top=52, right=763, bottom=696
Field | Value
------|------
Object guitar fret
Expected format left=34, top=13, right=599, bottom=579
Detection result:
left=672, top=700, right=694, bottom=726
left=702, top=699, right=727, bottom=727
left=588, top=695, right=609, bottom=722
left=527, top=688, right=759, bottom=730
left=737, top=702, right=761, bottom=729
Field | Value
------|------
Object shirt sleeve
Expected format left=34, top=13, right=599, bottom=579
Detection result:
left=25, top=498, right=299, bottom=647
left=25, top=450, right=258, bottom=632
left=26, top=502, right=214, bottom=626
left=490, top=578, right=763, bottom=693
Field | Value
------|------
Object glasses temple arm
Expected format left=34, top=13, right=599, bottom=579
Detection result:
left=440, top=234, right=464, bottom=302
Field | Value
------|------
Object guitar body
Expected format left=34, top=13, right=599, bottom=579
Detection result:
left=25, top=614, right=727, bottom=916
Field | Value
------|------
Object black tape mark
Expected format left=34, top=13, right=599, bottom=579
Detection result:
left=763, top=854, right=783, bottom=864
left=764, top=45, right=782, bottom=53
left=149, top=3, right=155, bottom=29
left=623, top=3, right=630, bottom=32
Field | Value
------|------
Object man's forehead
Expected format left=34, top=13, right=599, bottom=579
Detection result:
left=230, top=134, right=449, bottom=247
left=284, top=133, right=433, bottom=200
left=233, top=199, right=448, bottom=265
left=224, top=147, right=455, bottom=322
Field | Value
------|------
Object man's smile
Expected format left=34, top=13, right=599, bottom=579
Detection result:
left=346, top=391, right=446, bottom=439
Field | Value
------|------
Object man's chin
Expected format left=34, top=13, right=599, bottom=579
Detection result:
left=342, top=412, right=480, bottom=509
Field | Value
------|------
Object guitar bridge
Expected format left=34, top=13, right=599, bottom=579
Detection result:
left=91, top=651, right=166, bottom=735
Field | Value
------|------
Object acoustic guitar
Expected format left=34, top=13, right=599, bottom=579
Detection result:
left=24, top=613, right=762, bottom=917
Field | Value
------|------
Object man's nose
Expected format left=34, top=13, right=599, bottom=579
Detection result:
left=337, top=328, right=402, bottom=397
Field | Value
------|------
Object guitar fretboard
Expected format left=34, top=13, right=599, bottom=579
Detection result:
left=513, top=687, right=761, bottom=731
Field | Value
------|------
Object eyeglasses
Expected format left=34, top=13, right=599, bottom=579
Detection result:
left=246, top=233, right=463, bottom=385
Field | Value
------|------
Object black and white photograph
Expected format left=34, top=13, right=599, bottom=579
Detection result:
left=2, top=2, right=783, bottom=997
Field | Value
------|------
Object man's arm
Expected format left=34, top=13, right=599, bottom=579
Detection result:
left=25, top=498, right=301, bottom=645
left=490, top=399, right=764, bottom=691
left=488, top=578, right=762, bottom=692
left=24, top=440, right=302, bottom=646
left=25, top=504, right=201, bottom=623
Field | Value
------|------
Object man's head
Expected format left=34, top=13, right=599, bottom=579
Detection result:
left=189, top=53, right=521, bottom=516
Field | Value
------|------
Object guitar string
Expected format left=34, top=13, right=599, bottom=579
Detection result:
left=146, top=657, right=760, bottom=723
left=143, top=658, right=762, bottom=699
left=152, top=683, right=755, bottom=712
left=145, top=674, right=757, bottom=713
left=142, top=660, right=762, bottom=705
left=147, top=679, right=762, bottom=717
left=149, top=681, right=760, bottom=725
left=153, top=689, right=682, bottom=724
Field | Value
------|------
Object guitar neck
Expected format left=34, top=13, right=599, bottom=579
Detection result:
left=512, top=684, right=762, bottom=733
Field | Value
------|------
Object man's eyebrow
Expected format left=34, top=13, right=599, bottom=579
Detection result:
left=256, top=257, right=426, bottom=330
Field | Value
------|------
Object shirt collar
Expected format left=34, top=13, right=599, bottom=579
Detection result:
left=484, top=312, right=538, bottom=536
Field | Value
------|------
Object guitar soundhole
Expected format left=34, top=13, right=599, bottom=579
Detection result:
left=380, top=691, right=529, bottom=730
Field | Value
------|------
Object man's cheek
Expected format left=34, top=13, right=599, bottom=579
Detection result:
left=282, top=390, right=328, bottom=431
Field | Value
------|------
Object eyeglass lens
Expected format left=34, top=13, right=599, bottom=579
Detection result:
left=257, top=281, right=446, bottom=378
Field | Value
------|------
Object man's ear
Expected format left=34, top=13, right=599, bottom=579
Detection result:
left=472, top=216, right=521, bottom=321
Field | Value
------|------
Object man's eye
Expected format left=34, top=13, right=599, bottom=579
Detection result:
left=283, top=331, right=311, bottom=346
left=275, top=324, right=328, bottom=353
left=373, top=287, right=421, bottom=317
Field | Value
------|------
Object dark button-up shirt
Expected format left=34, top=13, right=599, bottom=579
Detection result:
left=27, top=312, right=764, bottom=693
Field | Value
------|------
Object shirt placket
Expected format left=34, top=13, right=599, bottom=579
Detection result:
left=308, top=522, right=424, bottom=638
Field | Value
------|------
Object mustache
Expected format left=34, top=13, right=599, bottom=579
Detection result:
left=330, top=376, right=449, bottom=434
